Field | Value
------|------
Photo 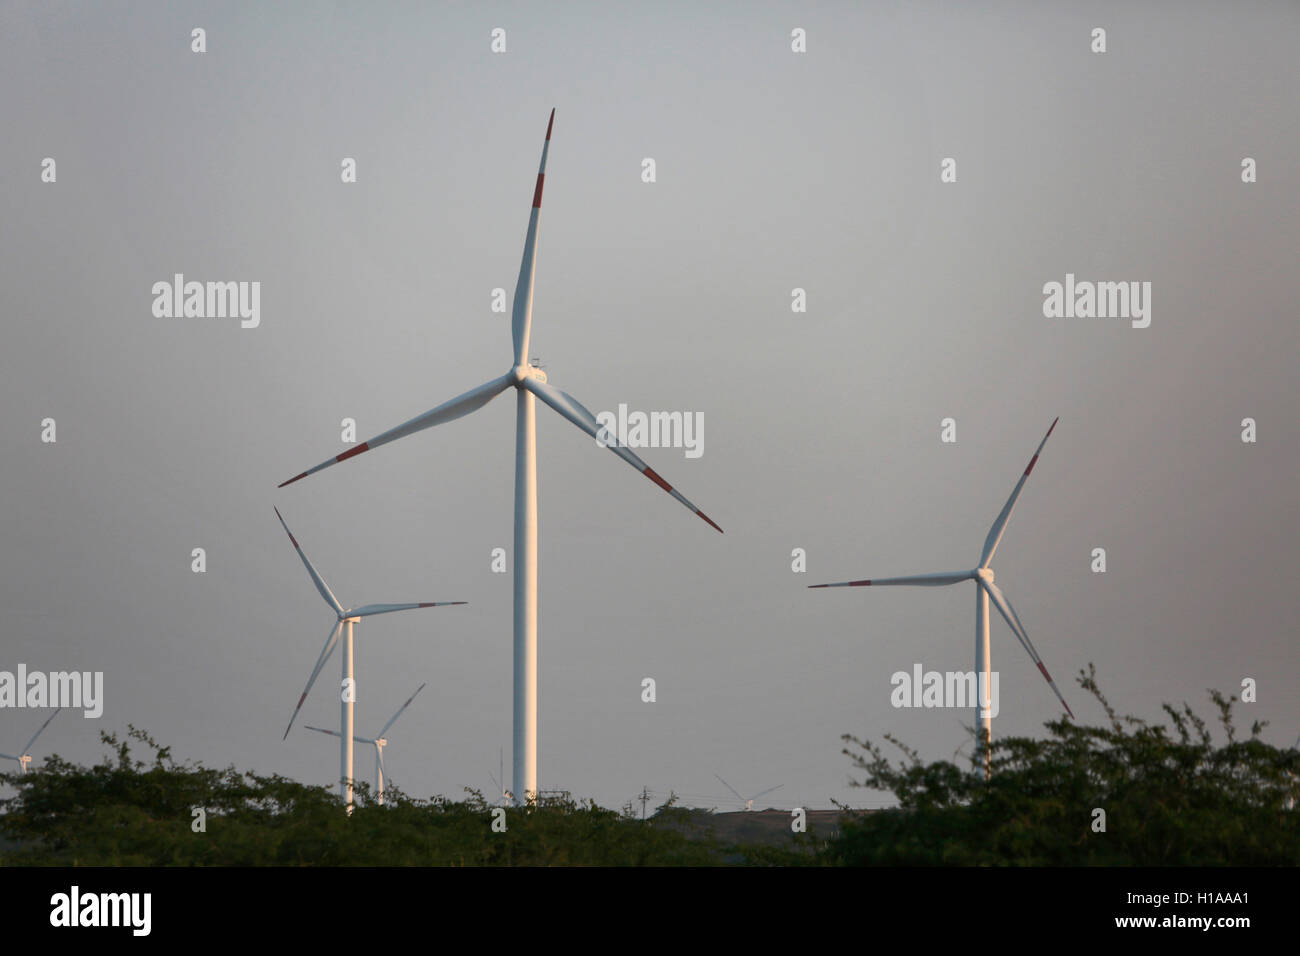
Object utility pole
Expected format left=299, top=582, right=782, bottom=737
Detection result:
left=639, top=786, right=650, bottom=820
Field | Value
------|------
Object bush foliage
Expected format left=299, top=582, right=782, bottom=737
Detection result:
left=3, top=668, right=1294, bottom=866
left=829, top=665, right=1300, bottom=865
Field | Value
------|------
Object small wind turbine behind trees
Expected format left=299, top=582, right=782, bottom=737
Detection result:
left=714, top=773, right=783, bottom=811
left=0, top=707, right=63, bottom=774
left=306, top=682, right=426, bottom=806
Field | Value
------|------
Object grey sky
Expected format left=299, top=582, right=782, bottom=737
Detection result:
left=1, top=1, right=1296, bottom=811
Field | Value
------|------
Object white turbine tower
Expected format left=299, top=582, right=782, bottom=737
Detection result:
left=714, top=773, right=783, bottom=812
left=274, top=508, right=465, bottom=812
left=809, top=419, right=1073, bottom=778
left=306, top=682, right=426, bottom=806
left=277, top=110, right=722, bottom=805
left=0, top=707, right=63, bottom=775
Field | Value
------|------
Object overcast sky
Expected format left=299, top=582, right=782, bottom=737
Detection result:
left=2, top=1, right=1297, bottom=812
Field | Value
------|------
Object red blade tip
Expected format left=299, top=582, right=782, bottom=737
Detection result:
left=696, top=510, right=724, bottom=534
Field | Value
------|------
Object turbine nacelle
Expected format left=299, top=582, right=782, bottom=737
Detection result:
left=975, top=567, right=994, bottom=584
left=510, top=364, right=547, bottom=385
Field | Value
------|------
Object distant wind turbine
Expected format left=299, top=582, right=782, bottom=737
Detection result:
left=276, top=110, right=722, bottom=805
left=0, top=707, right=63, bottom=774
left=714, top=773, right=783, bottom=811
left=487, top=746, right=511, bottom=806
left=306, top=682, right=426, bottom=806
left=809, top=419, right=1072, bottom=778
left=274, top=507, right=465, bottom=812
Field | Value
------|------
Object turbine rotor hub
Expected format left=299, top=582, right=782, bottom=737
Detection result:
left=511, top=364, right=547, bottom=384
left=976, top=568, right=994, bottom=583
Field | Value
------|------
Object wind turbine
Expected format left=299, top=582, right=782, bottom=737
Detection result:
left=306, top=682, right=426, bottom=806
left=809, top=419, right=1073, bottom=779
left=276, top=109, right=722, bottom=805
left=714, top=774, right=782, bottom=811
left=0, top=707, right=63, bottom=774
left=487, top=747, right=511, bottom=806
left=274, top=507, right=465, bottom=812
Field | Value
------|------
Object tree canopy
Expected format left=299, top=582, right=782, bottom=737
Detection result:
left=829, top=665, right=1300, bottom=865
left=2, top=667, right=1294, bottom=866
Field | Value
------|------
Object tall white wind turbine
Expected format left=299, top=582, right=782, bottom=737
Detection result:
left=808, top=419, right=1072, bottom=777
left=274, top=508, right=464, bottom=811
left=276, top=110, right=722, bottom=805
left=306, top=682, right=426, bottom=806
left=0, top=707, right=63, bottom=774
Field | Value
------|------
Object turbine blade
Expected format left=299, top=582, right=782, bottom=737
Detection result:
left=377, top=682, right=427, bottom=740
left=512, top=108, right=555, bottom=366
left=349, top=602, right=466, bottom=618
left=274, top=508, right=344, bottom=615
left=980, top=418, right=1058, bottom=568
left=808, top=571, right=970, bottom=589
left=278, top=375, right=513, bottom=487
left=19, top=707, right=63, bottom=757
left=0, top=754, right=17, bottom=761
left=524, top=376, right=723, bottom=533
left=304, top=725, right=340, bottom=737
left=714, top=773, right=746, bottom=804
left=981, top=579, right=1074, bottom=719
left=283, top=621, right=341, bottom=740
left=749, top=785, right=783, bottom=802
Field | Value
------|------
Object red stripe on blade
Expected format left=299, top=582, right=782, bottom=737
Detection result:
left=274, top=508, right=298, bottom=545
left=532, top=173, right=545, bottom=208
left=545, top=109, right=555, bottom=140
left=696, top=510, right=724, bottom=534
left=279, top=472, right=309, bottom=488
left=643, top=466, right=672, bottom=493
left=1024, top=454, right=1039, bottom=476
left=1036, top=662, right=1052, bottom=681
left=337, top=442, right=370, bottom=463
left=849, top=580, right=872, bottom=587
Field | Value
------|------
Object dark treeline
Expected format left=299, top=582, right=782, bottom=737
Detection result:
left=2, top=668, right=1295, bottom=866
